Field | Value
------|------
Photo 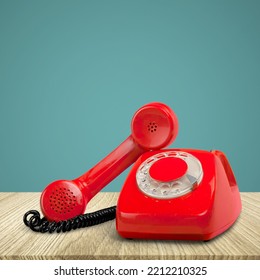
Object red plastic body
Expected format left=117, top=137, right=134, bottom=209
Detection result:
left=116, top=149, right=242, bottom=241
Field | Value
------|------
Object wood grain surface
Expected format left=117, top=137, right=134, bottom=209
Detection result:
left=0, top=192, right=259, bottom=260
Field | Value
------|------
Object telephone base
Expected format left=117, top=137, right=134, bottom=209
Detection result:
left=116, top=149, right=242, bottom=241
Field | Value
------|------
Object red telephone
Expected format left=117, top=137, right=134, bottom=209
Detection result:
left=24, top=102, right=241, bottom=241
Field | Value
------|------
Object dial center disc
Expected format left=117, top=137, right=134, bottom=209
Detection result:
left=149, top=157, right=188, bottom=182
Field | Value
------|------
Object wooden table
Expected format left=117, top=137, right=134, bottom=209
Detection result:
left=0, top=192, right=259, bottom=260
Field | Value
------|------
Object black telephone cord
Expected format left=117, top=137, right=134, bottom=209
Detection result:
left=23, top=206, right=117, bottom=233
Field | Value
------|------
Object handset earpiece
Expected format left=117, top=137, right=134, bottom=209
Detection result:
left=40, top=102, right=178, bottom=222
left=131, top=102, right=178, bottom=150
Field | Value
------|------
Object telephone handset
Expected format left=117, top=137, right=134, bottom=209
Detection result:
left=24, top=102, right=241, bottom=240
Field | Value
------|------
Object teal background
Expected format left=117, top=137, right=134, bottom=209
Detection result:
left=0, top=0, right=259, bottom=192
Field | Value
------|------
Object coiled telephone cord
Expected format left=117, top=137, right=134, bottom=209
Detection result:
left=23, top=206, right=116, bottom=233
